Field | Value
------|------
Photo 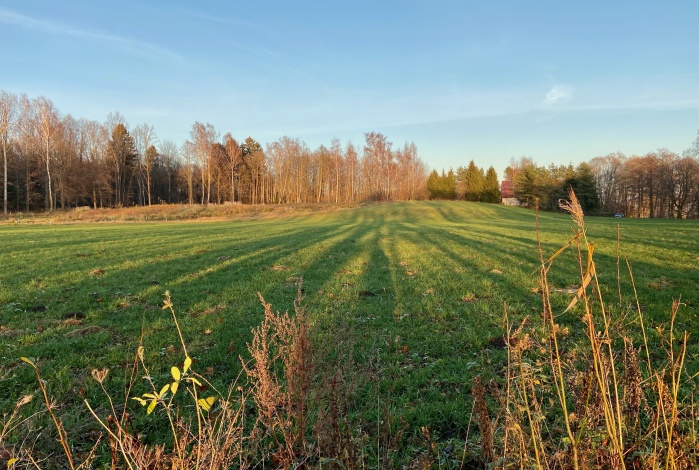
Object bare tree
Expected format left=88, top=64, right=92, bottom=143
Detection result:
left=189, top=122, right=218, bottom=204
left=345, top=142, right=358, bottom=202
left=0, top=91, right=18, bottom=215
left=330, top=138, right=343, bottom=203
left=182, top=141, right=196, bottom=204
left=671, top=156, right=699, bottom=218
left=80, top=119, right=108, bottom=208
left=133, top=123, right=158, bottom=205
left=159, top=140, right=179, bottom=203
left=33, top=97, right=60, bottom=211
left=15, top=95, right=38, bottom=211
left=362, top=132, right=394, bottom=200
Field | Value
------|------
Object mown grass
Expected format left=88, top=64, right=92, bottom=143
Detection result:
left=1, top=201, right=698, bottom=466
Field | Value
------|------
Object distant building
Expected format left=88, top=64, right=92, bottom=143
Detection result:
left=501, top=180, right=514, bottom=198
left=501, top=180, right=520, bottom=205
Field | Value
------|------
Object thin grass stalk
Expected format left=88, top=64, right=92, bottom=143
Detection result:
left=460, top=389, right=476, bottom=468
left=22, top=359, right=75, bottom=470
left=503, top=307, right=512, bottom=462
left=164, top=291, right=189, bottom=360
left=517, top=353, right=543, bottom=468
left=586, top=246, right=626, bottom=461
left=664, top=303, right=687, bottom=470
left=536, top=201, right=579, bottom=469
left=84, top=400, right=136, bottom=470
left=656, top=373, right=672, bottom=468
left=625, top=260, right=653, bottom=377
left=137, top=351, right=184, bottom=464
left=563, top=191, right=626, bottom=466
left=616, top=225, right=622, bottom=308
left=541, top=262, right=580, bottom=467
left=192, top=384, right=203, bottom=470
left=581, top=292, right=626, bottom=466
left=160, top=293, right=190, bottom=465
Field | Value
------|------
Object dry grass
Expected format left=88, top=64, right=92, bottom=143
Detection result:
left=471, top=190, right=698, bottom=469
left=0, top=202, right=358, bottom=225
left=242, top=286, right=312, bottom=467
left=7, top=284, right=370, bottom=469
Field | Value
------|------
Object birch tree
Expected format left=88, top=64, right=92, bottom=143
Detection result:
left=0, top=91, right=18, bottom=215
left=34, top=96, right=60, bottom=211
left=189, top=122, right=218, bottom=204
left=132, top=123, right=158, bottom=205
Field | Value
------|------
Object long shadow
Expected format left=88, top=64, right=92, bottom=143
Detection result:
left=3, top=203, right=697, bottom=462
left=0, top=218, right=365, bottom=388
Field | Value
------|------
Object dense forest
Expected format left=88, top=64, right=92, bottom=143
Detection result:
left=2, top=90, right=699, bottom=218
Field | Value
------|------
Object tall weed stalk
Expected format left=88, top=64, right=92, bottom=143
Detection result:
left=479, top=190, right=697, bottom=469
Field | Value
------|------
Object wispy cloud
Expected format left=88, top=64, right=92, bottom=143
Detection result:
left=542, top=85, right=573, bottom=108
left=0, top=7, right=182, bottom=62
left=576, top=98, right=699, bottom=113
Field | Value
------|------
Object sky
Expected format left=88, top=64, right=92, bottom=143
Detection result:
left=1, top=0, right=698, bottom=177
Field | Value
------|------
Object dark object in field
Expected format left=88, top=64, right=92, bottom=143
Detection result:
left=487, top=335, right=534, bottom=351
left=217, top=255, right=231, bottom=261
left=63, top=311, right=85, bottom=320
left=487, top=335, right=515, bottom=349
left=149, top=280, right=160, bottom=286
left=28, top=305, right=46, bottom=312
left=358, top=290, right=376, bottom=298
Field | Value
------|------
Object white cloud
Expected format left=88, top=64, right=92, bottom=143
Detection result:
left=542, top=85, right=573, bottom=108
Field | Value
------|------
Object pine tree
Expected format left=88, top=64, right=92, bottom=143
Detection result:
left=482, top=166, right=501, bottom=203
left=107, top=123, right=138, bottom=206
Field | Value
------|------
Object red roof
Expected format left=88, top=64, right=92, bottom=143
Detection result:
left=501, top=181, right=514, bottom=198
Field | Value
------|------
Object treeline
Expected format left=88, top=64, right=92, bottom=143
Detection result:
left=0, top=90, right=429, bottom=213
left=505, top=136, right=699, bottom=218
left=589, top=150, right=699, bottom=219
left=505, top=160, right=599, bottom=213
left=426, top=161, right=501, bottom=202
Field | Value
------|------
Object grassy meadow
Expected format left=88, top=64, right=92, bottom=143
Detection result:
left=1, top=201, right=698, bottom=467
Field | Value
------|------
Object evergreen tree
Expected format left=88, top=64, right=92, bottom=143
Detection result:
left=444, top=169, right=456, bottom=200
left=462, top=160, right=485, bottom=201
left=240, top=137, right=266, bottom=204
left=107, top=123, right=138, bottom=206
left=427, top=169, right=456, bottom=199
left=564, top=162, right=600, bottom=213
left=144, top=145, right=159, bottom=206
left=427, top=170, right=439, bottom=199
left=482, top=166, right=501, bottom=203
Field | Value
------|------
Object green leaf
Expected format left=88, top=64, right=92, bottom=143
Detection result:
left=171, top=366, right=181, bottom=382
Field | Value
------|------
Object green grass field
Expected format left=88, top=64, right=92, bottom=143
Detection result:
left=1, top=201, right=698, bottom=466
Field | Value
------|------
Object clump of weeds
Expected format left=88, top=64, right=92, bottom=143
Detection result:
left=470, top=190, right=698, bottom=469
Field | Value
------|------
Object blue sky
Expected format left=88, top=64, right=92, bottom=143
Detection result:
left=1, top=1, right=698, bottom=176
